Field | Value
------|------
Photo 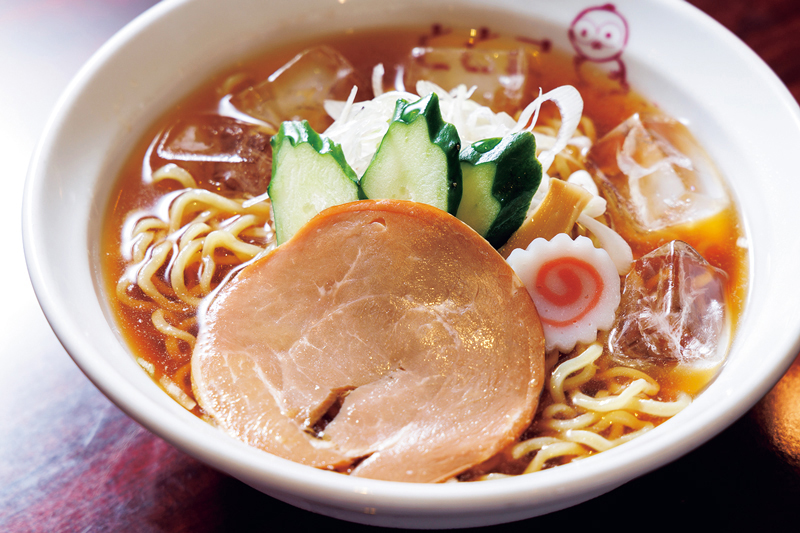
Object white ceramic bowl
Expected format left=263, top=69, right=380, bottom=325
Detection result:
left=22, top=0, right=800, bottom=528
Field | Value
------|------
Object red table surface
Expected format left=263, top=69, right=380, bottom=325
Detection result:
left=3, top=1, right=799, bottom=531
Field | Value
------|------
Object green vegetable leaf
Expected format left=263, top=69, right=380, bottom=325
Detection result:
left=457, top=132, right=542, bottom=248
left=360, top=93, right=462, bottom=214
left=268, top=120, right=361, bottom=244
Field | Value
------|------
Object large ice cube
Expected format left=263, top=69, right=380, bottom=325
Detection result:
left=608, top=240, right=729, bottom=369
left=229, top=46, right=363, bottom=132
left=404, top=47, right=528, bottom=113
left=153, top=115, right=271, bottom=196
left=588, top=113, right=728, bottom=233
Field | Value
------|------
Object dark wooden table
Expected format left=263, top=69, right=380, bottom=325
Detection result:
left=3, top=1, right=800, bottom=531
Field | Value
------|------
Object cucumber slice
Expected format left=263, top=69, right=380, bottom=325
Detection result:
left=268, top=120, right=360, bottom=245
left=457, top=132, right=542, bottom=248
left=360, top=93, right=462, bottom=214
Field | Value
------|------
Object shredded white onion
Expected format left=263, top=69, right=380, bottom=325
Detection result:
left=511, top=85, right=584, bottom=173
left=564, top=169, right=631, bottom=274
left=567, top=169, right=598, bottom=196
left=323, top=89, right=417, bottom=176
left=324, top=74, right=584, bottom=177
left=416, top=81, right=518, bottom=144
left=371, top=63, right=385, bottom=97
left=568, top=170, right=607, bottom=218
left=578, top=213, right=633, bottom=275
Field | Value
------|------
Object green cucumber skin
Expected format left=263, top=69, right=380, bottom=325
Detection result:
left=268, top=120, right=361, bottom=245
left=270, top=120, right=358, bottom=183
left=361, top=93, right=462, bottom=214
left=458, top=132, right=542, bottom=248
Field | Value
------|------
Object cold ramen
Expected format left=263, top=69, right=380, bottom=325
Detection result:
left=102, top=27, right=747, bottom=482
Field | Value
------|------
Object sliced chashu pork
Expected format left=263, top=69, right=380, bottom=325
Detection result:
left=191, top=199, right=545, bottom=482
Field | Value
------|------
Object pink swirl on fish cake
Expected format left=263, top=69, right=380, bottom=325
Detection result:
left=507, top=234, right=621, bottom=352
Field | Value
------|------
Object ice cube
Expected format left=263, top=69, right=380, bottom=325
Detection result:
left=588, top=113, right=728, bottom=233
left=404, top=47, right=528, bottom=113
left=608, top=240, right=729, bottom=369
left=230, top=46, right=363, bottom=132
left=153, top=115, right=272, bottom=196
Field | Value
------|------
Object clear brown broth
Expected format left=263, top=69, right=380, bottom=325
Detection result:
left=101, top=25, right=748, bottom=468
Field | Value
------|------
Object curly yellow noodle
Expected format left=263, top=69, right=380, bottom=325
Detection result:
left=130, top=218, right=167, bottom=264
left=597, top=366, right=660, bottom=391
left=168, top=189, right=270, bottom=232
left=159, top=374, right=196, bottom=411
left=115, top=276, right=156, bottom=311
left=631, top=392, right=692, bottom=418
left=610, top=425, right=656, bottom=446
left=549, top=344, right=603, bottom=403
left=198, top=255, right=217, bottom=295
left=151, top=273, right=178, bottom=300
left=170, top=239, right=204, bottom=306
left=178, top=208, right=218, bottom=235
left=511, top=437, right=564, bottom=459
left=152, top=163, right=198, bottom=188
left=564, top=429, right=616, bottom=452
left=170, top=205, right=217, bottom=234
left=222, top=213, right=263, bottom=236
left=151, top=308, right=196, bottom=348
left=202, top=229, right=265, bottom=261
left=562, top=362, right=597, bottom=391
left=201, top=238, right=259, bottom=292
left=589, top=410, right=652, bottom=432
left=136, top=357, right=155, bottom=376
left=523, top=442, right=586, bottom=474
left=208, top=253, right=248, bottom=266
left=121, top=183, right=273, bottom=316
left=538, top=411, right=599, bottom=432
left=179, top=221, right=212, bottom=249
left=579, top=115, right=596, bottom=143
left=164, top=336, right=180, bottom=360
left=132, top=216, right=168, bottom=236
left=137, top=241, right=188, bottom=312
left=571, top=379, right=655, bottom=412
left=131, top=231, right=156, bottom=265
left=239, top=225, right=270, bottom=240
left=541, top=403, right=577, bottom=419
left=516, top=334, right=693, bottom=475
left=117, top=172, right=275, bottom=417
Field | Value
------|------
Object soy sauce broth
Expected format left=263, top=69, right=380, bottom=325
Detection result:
left=101, top=25, right=747, bottom=442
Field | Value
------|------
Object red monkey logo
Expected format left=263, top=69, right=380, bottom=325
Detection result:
left=568, top=4, right=629, bottom=89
